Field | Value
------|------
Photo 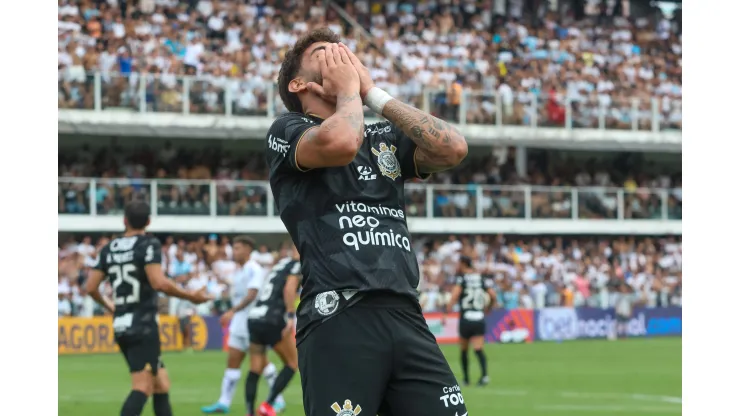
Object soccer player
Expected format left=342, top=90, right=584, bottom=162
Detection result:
left=445, top=256, right=498, bottom=386
left=266, top=28, right=469, bottom=416
left=245, top=244, right=302, bottom=416
left=85, top=201, right=212, bottom=416
left=201, top=236, right=286, bottom=414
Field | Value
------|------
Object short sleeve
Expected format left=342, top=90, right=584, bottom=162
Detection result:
left=92, top=246, right=108, bottom=272
left=390, top=124, right=431, bottom=181
left=246, top=265, right=263, bottom=290
left=137, top=237, right=163, bottom=266
left=455, top=275, right=464, bottom=286
left=289, top=261, right=302, bottom=283
left=265, top=112, right=320, bottom=174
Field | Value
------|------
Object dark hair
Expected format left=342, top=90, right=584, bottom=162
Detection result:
left=278, top=27, right=340, bottom=113
left=233, top=235, right=256, bottom=249
left=124, top=201, right=150, bottom=230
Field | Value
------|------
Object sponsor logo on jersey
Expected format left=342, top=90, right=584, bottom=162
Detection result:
left=331, top=399, right=362, bottom=416
left=439, top=385, right=464, bottom=408
left=371, top=142, right=401, bottom=180
left=357, top=165, right=377, bottom=181
left=334, top=201, right=411, bottom=252
left=268, top=135, right=290, bottom=156
left=314, top=290, right=340, bottom=316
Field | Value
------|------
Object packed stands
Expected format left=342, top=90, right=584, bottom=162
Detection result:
left=58, top=0, right=681, bottom=129
left=58, top=233, right=682, bottom=317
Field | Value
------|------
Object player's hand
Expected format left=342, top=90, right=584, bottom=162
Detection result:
left=220, top=309, right=235, bottom=326
left=306, top=43, right=360, bottom=101
left=189, top=287, right=213, bottom=304
left=338, top=42, right=375, bottom=99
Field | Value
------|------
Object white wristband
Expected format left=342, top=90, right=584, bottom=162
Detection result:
left=364, top=87, right=393, bottom=114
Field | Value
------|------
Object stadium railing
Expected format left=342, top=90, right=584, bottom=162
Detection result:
left=59, top=178, right=682, bottom=232
left=58, top=72, right=681, bottom=133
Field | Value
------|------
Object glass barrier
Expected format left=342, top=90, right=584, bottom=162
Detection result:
left=431, top=185, right=477, bottom=218
left=73, top=72, right=681, bottom=132
left=623, top=189, right=666, bottom=220
left=404, top=184, right=428, bottom=217
left=481, top=186, right=526, bottom=219
left=95, top=179, right=151, bottom=215
left=58, top=178, right=683, bottom=221
left=99, top=73, right=141, bottom=111
left=59, top=179, right=91, bottom=214
left=530, top=187, right=574, bottom=219
left=215, top=181, right=269, bottom=216
left=157, top=181, right=210, bottom=215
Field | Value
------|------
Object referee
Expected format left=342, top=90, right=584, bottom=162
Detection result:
left=266, top=28, right=469, bottom=416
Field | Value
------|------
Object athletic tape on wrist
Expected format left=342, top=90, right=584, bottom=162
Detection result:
left=365, top=87, right=393, bottom=114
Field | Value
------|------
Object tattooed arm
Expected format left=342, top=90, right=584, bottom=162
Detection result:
left=381, top=100, right=468, bottom=173
left=295, top=93, right=365, bottom=169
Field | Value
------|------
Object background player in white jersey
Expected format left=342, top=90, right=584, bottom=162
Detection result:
left=201, top=236, right=286, bottom=414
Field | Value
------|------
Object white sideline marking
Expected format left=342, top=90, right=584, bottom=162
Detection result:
left=487, top=388, right=682, bottom=404
left=536, top=404, right=681, bottom=413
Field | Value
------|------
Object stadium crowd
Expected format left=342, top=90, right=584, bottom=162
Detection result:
left=58, top=0, right=681, bottom=129
left=58, top=233, right=682, bottom=317
left=59, top=143, right=682, bottom=220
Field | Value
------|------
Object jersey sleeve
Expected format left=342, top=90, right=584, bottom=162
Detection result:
left=483, top=275, right=495, bottom=289
left=455, top=275, right=464, bottom=286
left=246, top=264, right=264, bottom=290
left=137, top=237, right=163, bottom=265
left=92, top=246, right=108, bottom=272
left=390, top=123, right=431, bottom=181
left=266, top=112, right=320, bottom=174
left=289, top=261, right=303, bottom=283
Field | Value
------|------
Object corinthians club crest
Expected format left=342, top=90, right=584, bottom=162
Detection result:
left=371, top=142, right=401, bottom=180
left=331, top=400, right=362, bottom=416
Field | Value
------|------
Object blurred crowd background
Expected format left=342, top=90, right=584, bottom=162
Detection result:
left=58, top=0, right=681, bottom=129
left=58, top=0, right=682, bottom=318
left=57, top=233, right=683, bottom=317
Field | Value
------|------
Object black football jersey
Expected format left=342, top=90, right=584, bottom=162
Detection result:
left=248, top=258, right=302, bottom=325
left=94, top=235, right=162, bottom=336
left=265, top=112, right=429, bottom=337
left=455, top=273, right=494, bottom=322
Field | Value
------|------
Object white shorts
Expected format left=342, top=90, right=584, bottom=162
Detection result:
left=227, top=331, right=250, bottom=352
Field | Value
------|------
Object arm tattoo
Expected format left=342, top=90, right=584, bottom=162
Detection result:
left=382, top=99, right=466, bottom=173
left=335, top=93, right=364, bottom=145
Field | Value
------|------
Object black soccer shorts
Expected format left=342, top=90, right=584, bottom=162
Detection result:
left=458, top=318, right=486, bottom=340
left=116, top=332, right=164, bottom=375
left=297, top=293, right=468, bottom=416
left=249, top=321, right=285, bottom=347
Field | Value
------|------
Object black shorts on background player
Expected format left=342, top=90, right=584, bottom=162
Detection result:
left=248, top=258, right=302, bottom=346
left=459, top=319, right=486, bottom=340
left=266, top=113, right=468, bottom=416
left=94, top=234, right=164, bottom=374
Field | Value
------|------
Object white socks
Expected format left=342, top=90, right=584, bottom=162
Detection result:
left=218, top=368, right=242, bottom=407
left=263, top=362, right=285, bottom=406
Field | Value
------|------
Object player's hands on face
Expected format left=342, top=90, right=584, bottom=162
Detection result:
left=338, top=43, right=375, bottom=99
left=220, top=309, right=235, bottom=326
left=306, top=43, right=360, bottom=101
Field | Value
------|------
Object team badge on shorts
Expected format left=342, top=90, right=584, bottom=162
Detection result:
left=314, top=291, right=340, bottom=316
left=371, top=142, right=401, bottom=180
left=331, top=399, right=362, bottom=416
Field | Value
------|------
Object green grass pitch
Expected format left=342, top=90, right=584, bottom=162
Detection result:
left=59, top=338, right=681, bottom=415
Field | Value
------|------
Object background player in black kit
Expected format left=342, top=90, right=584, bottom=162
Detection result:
left=245, top=244, right=302, bottom=416
left=266, top=28, right=469, bottom=416
left=85, top=201, right=211, bottom=416
left=445, top=256, right=498, bottom=386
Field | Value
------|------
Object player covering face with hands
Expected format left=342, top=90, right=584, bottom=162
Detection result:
left=269, top=28, right=469, bottom=416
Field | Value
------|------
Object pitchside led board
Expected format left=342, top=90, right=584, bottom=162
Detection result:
left=58, top=307, right=682, bottom=355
